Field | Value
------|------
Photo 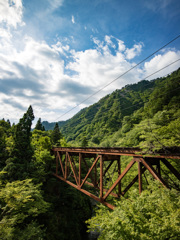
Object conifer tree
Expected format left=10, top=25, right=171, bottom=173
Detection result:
left=5, top=105, right=35, bottom=180
left=13, top=105, right=34, bottom=159
left=7, top=119, right=11, bottom=127
left=0, top=127, right=8, bottom=170
left=51, top=123, right=62, bottom=145
left=35, top=118, right=45, bottom=131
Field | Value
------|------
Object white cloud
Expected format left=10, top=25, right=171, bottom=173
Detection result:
left=52, top=41, right=70, bottom=54
left=105, top=35, right=116, bottom=49
left=125, top=43, right=143, bottom=60
left=143, top=50, right=180, bottom=79
left=117, top=39, right=126, bottom=52
left=72, top=15, right=75, bottom=24
left=0, top=0, right=24, bottom=28
left=0, top=28, right=12, bottom=41
left=66, top=38, right=142, bottom=97
left=0, top=32, right=70, bottom=120
left=47, top=0, right=64, bottom=10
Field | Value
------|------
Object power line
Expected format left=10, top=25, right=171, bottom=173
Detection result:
left=62, top=82, right=180, bottom=144
left=58, top=59, right=180, bottom=128
left=61, top=72, right=180, bottom=130
left=61, top=82, right=180, bottom=134
left=54, top=34, right=180, bottom=121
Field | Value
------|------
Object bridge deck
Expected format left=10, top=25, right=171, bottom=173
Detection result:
left=52, top=147, right=180, bottom=159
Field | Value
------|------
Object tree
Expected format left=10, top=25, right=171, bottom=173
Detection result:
left=81, top=137, right=88, bottom=147
left=31, top=131, right=54, bottom=182
left=35, top=118, right=45, bottom=131
left=51, top=123, right=62, bottom=145
left=0, top=127, right=8, bottom=170
left=13, top=105, right=34, bottom=158
left=5, top=106, right=35, bottom=180
left=7, top=119, right=11, bottom=127
left=0, top=119, right=11, bottom=137
left=0, top=179, right=50, bottom=239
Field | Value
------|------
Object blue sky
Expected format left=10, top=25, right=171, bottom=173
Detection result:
left=0, top=0, right=180, bottom=124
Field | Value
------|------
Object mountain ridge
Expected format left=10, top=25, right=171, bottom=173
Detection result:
left=42, top=68, right=180, bottom=148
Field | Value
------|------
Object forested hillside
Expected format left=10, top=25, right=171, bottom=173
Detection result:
left=43, top=68, right=180, bottom=152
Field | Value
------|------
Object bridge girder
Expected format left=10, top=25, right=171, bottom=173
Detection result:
left=52, top=147, right=180, bottom=210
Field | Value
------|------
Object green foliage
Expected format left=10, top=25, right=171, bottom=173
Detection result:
left=51, top=122, right=63, bottom=145
left=0, top=127, right=8, bottom=170
left=0, top=108, right=92, bottom=240
left=31, top=130, right=54, bottom=182
left=95, top=69, right=180, bottom=153
left=112, top=108, right=180, bottom=153
left=86, top=182, right=180, bottom=240
left=0, top=179, right=50, bottom=240
left=42, top=179, right=92, bottom=240
left=59, top=137, right=71, bottom=147
left=35, top=118, right=45, bottom=131
left=81, top=137, right=88, bottom=147
left=144, top=70, right=180, bottom=117
left=0, top=119, right=11, bottom=136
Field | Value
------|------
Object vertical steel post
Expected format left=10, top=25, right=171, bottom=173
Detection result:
left=94, top=156, right=97, bottom=187
left=138, top=161, right=142, bottom=194
left=65, top=152, right=68, bottom=179
left=100, top=155, right=103, bottom=200
left=56, top=152, right=58, bottom=175
left=157, top=160, right=161, bottom=176
left=117, top=156, right=121, bottom=197
left=79, top=153, right=82, bottom=186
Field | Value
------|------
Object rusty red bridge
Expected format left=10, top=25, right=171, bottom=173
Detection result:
left=52, top=147, right=180, bottom=209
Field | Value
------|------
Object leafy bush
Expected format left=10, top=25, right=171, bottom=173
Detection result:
left=86, top=182, right=180, bottom=240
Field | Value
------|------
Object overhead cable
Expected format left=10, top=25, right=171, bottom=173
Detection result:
left=54, top=34, right=180, bottom=121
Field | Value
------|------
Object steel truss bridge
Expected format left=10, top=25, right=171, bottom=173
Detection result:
left=52, top=147, right=180, bottom=210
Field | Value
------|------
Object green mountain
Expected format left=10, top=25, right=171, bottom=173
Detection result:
left=42, top=120, right=66, bottom=131
left=42, top=68, right=180, bottom=150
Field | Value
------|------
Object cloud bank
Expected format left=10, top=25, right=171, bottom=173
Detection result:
left=0, top=0, right=180, bottom=124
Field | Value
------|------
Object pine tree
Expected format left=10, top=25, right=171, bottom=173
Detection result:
left=13, top=105, right=34, bottom=159
left=0, top=127, right=8, bottom=170
left=51, top=123, right=62, bottom=145
left=5, top=105, right=35, bottom=180
left=7, top=119, right=11, bottom=127
left=35, top=118, right=45, bottom=131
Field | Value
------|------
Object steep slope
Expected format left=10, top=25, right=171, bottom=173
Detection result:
left=42, top=68, right=180, bottom=148
left=61, top=79, right=155, bottom=143
left=42, top=79, right=154, bottom=137
left=103, top=68, right=180, bottom=151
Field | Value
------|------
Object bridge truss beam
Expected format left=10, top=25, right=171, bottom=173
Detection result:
left=52, top=147, right=180, bottom=210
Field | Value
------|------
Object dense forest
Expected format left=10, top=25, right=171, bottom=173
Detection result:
left=0, top=68, right=180, bottom=239
left=0, top=108, right=92, bottom=240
